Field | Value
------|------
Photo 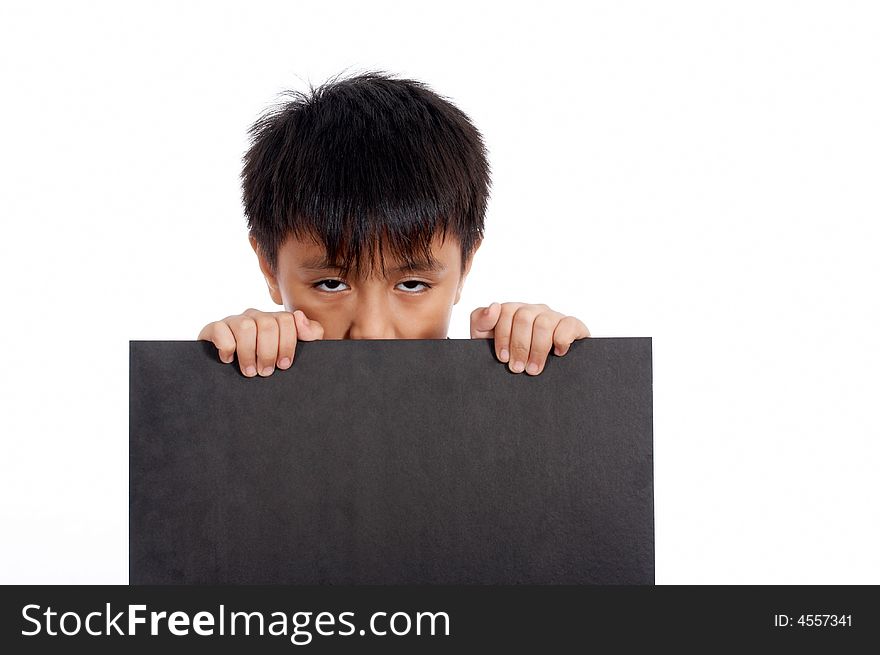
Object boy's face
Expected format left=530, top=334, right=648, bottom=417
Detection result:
left=251, top=232, right=479, bottom=339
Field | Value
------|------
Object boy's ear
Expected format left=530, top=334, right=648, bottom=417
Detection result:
left=454, top=238, right=482, bottom=305
left=250, top=236, right=283, bottom=305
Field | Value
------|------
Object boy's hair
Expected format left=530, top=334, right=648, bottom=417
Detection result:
left=241, top=70, right=491, bottom=279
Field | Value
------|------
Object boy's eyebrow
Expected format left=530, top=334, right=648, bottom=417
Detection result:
left=300, top=255, right=446, bottom=274
left=393, top=260, right=446, bottom=273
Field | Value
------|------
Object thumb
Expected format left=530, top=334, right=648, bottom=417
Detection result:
left=293, top=310, right=325, bottom=341
left=470, top=302, right=501, bottom=338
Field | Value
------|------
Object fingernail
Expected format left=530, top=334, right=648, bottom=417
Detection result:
left=500, top=349, right=509, bottom=362
left=527, top=362, right=540, bottom=375
left=245, top=365, right=257, bottom=377
left=511, top=360, right=525, bottom=373
left=222, top=355, right=233, bottom=364
left=260, top=366, right=274, bottom=376
left=278, top=357, right=291, bottom=369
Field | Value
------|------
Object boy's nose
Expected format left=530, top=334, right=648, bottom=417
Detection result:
left=347, top=299, right=396, bottom=340
left=348, top=323, right=396, bottom=340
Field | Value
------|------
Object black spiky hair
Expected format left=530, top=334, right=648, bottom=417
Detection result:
left=241, top=70, right=492, bottom=279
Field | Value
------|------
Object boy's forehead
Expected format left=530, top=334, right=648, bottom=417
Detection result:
left=279, top=232, right=460, bottom=273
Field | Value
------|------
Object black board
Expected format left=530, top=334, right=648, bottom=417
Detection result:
left=129, top=337, right=654, bottom=584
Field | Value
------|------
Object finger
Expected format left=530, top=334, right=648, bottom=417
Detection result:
left=508, top=306, right=538, bottom=374
left=552, top=317, right=592, bottom=356
left=469, top=302, right=501, bottom=338
left=198, top=321, right=236, bottom=364
left=526, top=313, right=560, bottom=375
left=293, top=310, right=324, bottom=342
left=226, top=314, right=258, bottom=377
left=274, top=311, right=297, bottom=369
left=253, top=313, right=280, bottom=376
left=491, top=303, right=520, bottom=363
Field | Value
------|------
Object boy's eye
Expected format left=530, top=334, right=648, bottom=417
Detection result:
left=396, top=280, right=431, bottom=293
left=313, top=279, right=349, bottom=293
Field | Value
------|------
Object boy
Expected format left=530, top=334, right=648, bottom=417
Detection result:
left=199, top=71, right=590, bottom=376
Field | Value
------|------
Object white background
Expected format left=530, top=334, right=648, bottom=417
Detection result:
left=1, top=0, right=878, bottom=584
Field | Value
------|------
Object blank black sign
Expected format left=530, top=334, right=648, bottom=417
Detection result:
left=129, top=337, right=654, bottom=584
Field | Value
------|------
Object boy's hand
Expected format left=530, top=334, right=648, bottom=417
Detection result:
left=197, top=309, right=324, bottom=377
left=470, top=302, right=591, bottom=375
